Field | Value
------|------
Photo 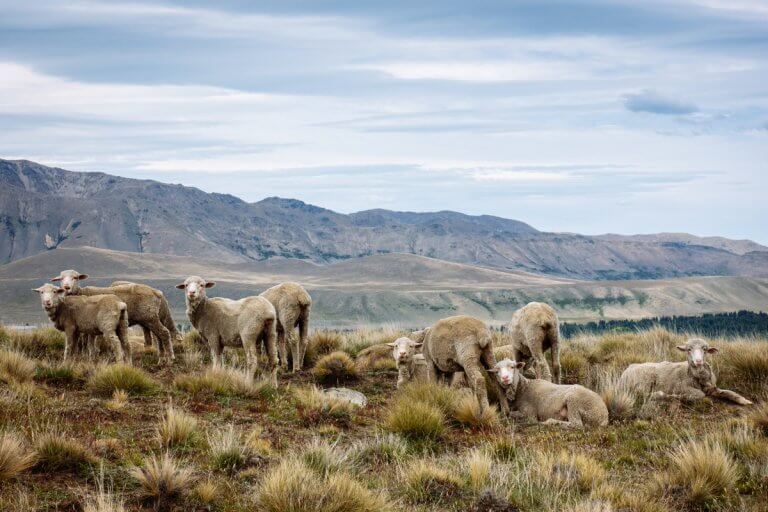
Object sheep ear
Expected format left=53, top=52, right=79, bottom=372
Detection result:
left=204, top=282, right=216, bottom=288
left=32, top=287, right=43, bottom=293
left=175, top=283, right=187, bottom=290
left=386, top=342, right=397, bottom=347
left=51, top=276, right=62, bottom=282
left=487, top=367, right=498, bottom=373
left=77, top=274, right=88, bottom=281
left=676, top=345, right=687, bottom=352
left=55, top=288, right=66, bottom=295
left=515, top=362, right=526, bottom=369
left=413, top=342, right=423, bottom=348
left=706, top=347, right=719, bottom=354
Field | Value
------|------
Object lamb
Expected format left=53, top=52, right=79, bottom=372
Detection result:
left=111, top=280, right=181, bottom=355
left=33, top=284, right=131, bottom=364
left=259, top=282, right=312, bottom=372
left=489, top=358, right=608, bottom=428
left=618, top=338, right=752, bottom=405
left=387, top=336, right=423, bottom=388
left=418, top=315, right=509, bottom=414
left=52, top=270, right=175, bottom=362
left=176, top=276, right=278, bottom=386
left=506, top=302, right=561, bottom=383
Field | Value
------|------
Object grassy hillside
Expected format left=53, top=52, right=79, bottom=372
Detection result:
left=0, top=325, right=766, bottom=511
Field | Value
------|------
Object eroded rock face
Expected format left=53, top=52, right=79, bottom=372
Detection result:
left=323, top=387, right=367, bottom=408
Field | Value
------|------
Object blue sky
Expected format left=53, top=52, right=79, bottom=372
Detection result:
left=1, top=1, right=767, bottom=243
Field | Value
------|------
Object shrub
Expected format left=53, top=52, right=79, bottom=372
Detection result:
left=401, top=459, right=464, bottom=504
left=304, top=330, right=343, bottom=366
left=294, top=385, right=358, bottom=426
left=385, top=399, right=444, bottom=440
left=33, top=432, right=97, bottom=472
left=174, top=366, right=274, bottom=399
left=312, top=351, right=358, bottom=384
left=452, top=395, right=500, bottom=429
left=0, top=432, right=36, bottom=480
left=88, top=364, right=158, bottom=396
left=255, top=458, right=390, bottom=512
left=0, top=350, right=36, bottom=384
left=129, top=452, right=194, bottom=505
left=208, top=424, right=252, bottom=472
left=157, top=406, right=199, bottom=449
left=664, top=439, right=739, bottom=506
left=350, top=434, right=408, bottom=466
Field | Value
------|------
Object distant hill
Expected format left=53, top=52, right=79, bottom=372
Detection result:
left=2, top=158, right=767, bottom=280
left=3, top=247, right=767, bottom=328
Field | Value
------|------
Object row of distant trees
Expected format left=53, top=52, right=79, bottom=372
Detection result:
left=560, top=310, right=768, bottom=338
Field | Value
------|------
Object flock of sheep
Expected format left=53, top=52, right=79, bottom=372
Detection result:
left=32, top=271, right=753, bottom=428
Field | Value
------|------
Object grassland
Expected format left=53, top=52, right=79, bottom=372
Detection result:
left=0, top=324, right=766, bottom=511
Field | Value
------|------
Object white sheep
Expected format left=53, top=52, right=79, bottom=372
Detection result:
left=33, top=283, right=131, bottom=364
left=618, top=338, right=752, bottom=405
left=507, top=302, right=561, bottom=383
left=176, top=276, right=278, bottom=386
left=489, top=358, right=608, bottom=428
left=259, top=282, right=311, bottom=372
left=387, top=336, right=424, bottom=388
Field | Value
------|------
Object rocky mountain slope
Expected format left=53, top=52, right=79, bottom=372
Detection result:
left=2, top=158, right=767, bottom=280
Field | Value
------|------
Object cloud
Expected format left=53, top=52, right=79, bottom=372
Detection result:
left=623, top=90, right=699, bottom=115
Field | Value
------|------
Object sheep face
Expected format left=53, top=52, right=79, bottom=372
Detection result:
left=51, top=269, right=88, bottom=294
left=387, top=337, right=422, bottom=364
left=175, top=276, right=215, bottom=304
left=33, top=283, right=66, bottom=311
left=489, top=358, right=526, bottom=389
left=677, top=338, right=718, bottom=368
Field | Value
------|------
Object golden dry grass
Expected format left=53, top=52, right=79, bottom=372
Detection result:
left=0, top=432, right=36, bottom=480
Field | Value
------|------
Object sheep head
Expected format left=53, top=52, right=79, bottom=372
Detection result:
left=488, top=358, right=525, bottom=397
left=33, top=283, right=66, bottom=311
left=176, top=276, right=215, bottom=304
left=387, top=336, right=422, bottom=364
left=51, top=269, right=88, bottom=294
left=677, top=338, right=718, bottom=369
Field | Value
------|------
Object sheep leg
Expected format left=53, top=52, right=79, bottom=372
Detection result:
left=549, top=330, right=561, bottom=384
left=242, top=332, right=259, bottom=379
left=208, top=337, right=223, bottom=368
left=104, top=331, right=125, bottom=364
left=297, top=307, right=309, bottom=370
left=276, top=323, right=289, bottom=370
left=63, top=327, right=77, bottom=362
left=146, top=318, right=173, bottom=364
left=142, top=326, right=154, bottom=348
left=262, top=321, right=279, bottom=387
left=564, top=402, right=585, bottom=428
left=463, top=362, right=490, bottom=411
left=542, top=418, right=576, bottom=428
left=116, top=317, right=132, bottom=365
left=396, top=364, right=411, bottom=388
left=529, top=343, right=552, bottom=382
left=480, top=345, right=510, bottom=415
left=289, top=329, right=303, bottom=373
left=708, top=387, right=753, bottom=406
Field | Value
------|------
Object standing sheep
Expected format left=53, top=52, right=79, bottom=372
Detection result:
left=618, top=338, right=752, bottom=405
left=387, top=336, right=424, bottom=388
left=507, top=302, right=561, bottom=383
left=111, top=280, right=182, bottom=353
left=176, top=276, right=278, bottom=386
left=33, top=284, right=131, bottom=364
left=259, top=282, right=311, bottom=372
left=52, top=270, right=175, bottom=362
left=418, top=315, right=509, bottom=414
left=489, top=358, right=608, bottom=428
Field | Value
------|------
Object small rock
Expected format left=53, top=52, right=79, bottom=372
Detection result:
left=324, top=387, right=367, bottom=407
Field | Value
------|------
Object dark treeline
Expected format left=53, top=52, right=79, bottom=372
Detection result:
left=560, top=310, right=768, bottom=339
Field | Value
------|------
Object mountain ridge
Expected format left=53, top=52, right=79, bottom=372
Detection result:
left=1, top=158, right=767, bottom=280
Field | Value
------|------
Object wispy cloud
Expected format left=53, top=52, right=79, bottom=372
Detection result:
left=623, top=90, right=699, bottom=115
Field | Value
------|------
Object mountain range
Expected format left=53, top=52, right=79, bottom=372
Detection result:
left=2, top=158, right=767, bottom=280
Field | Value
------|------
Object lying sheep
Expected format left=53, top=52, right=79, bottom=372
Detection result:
left=489, top=358, right=608, bottom=427
left=111, top=280, right=182, bottom=353
left=418, top=315, right=509, bottom=414
left=355, top=343, right=394, bottom=372
left=387, top=337, right=424, bottom=388
left=52, top=270, right=175, bottom=362
left=259, top=282, right=311, bottom=372
left=507, top=302, right=561, bottom=383
left=33, top=284, right=131, bottom=364
left=618, top=338, right=752, bottom=405
left=176, top=276, right=278, bottom=386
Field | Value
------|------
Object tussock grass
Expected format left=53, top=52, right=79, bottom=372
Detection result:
left=83, top=491, right=126, bottom=512
left=341, top=326, right=404, bottom=356
left=350, top=433, right=408, bottom=466
left=559, top=349, right=590, bottom=384
left=465, top=448, right=493, bottom=491
left=355, top=343, right=396, bottom=372
left=312, top=351, right=358, bottom=384
left=0, top=432, right=36, bottom=480
left=595, top=371, right=636, bottom=421
left=304, top=330, right=343, bottom=366
left=401, top=459, right=464, bottom=504
left=208, top=424, right=249, bottom=472
left=398, top=380, right=458, bottom=415
left=0, top=349, right=36, bottom=384
left=711, top=423, right=768, bottom=462
left=33, top=431, right=97, bottom=472
left=157, top=406, right=199, bottom=449
left=129, top=452, right=194, bottom=505
left=385, top=398, right=445, bottom=440
left=105, top=389, right=129, bottom=411
left=193, top=479, right=218, bottom=506
left=293, top=385, right=358, bottom=426
left=35, top=361, right=88, bottom=386
left=301, top=438, right=353, bottom=475
left=536, top=450, right=606, bottom=493
left=1, top=327, right=65, bottom=358
left=662, top=438, right=739, bottom=506
left=88, top=364, right=158, bottom=396
left=452, top=394, right=500, bottom=429
left=244, top=425, right=273, bottom=457
left=174, top=366, right=274, bottom=399
left=715, top=341, right=768, bottom=396
left=255, top=458, right=390, bottom=512
left=563, top=500, right=614, bottom=512
left=747, top=402, right=768, bottom=436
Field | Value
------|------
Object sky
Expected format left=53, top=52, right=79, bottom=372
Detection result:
left=0, top=1, right=767, bottom=243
